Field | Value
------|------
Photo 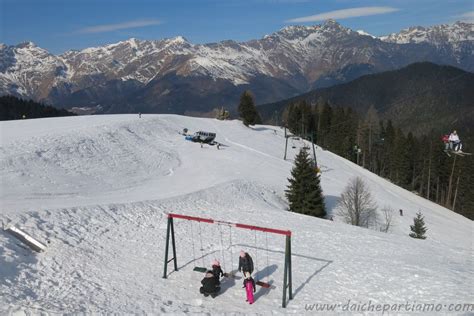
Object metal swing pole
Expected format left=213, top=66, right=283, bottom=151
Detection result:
left=163, top=216, right=178, bottom=278
left=288, top=234, right=293, bottom=300
left=282, top=234, right=293, bottom=308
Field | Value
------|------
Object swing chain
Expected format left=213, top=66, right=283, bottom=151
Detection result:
left=265, top=232, right=270, bottom=282
left=191, top=221, right=197, bottom=264
left=198, top=221, right=205, bottom=267
left=229, top=225, right=234, bottom=275
left=254, top=230, right=258, bottom=277
left=218, top=224, right=227, bottom=273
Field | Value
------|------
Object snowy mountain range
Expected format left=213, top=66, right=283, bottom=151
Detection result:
left=1, top=20, right=473, bottom=114
left=1, top=114, right=472, bottom=313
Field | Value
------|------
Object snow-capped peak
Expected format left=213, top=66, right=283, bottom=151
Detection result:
left=0, top=20, right=472, bottom=106
left=322, top=18, right=340, bottom=27
left=381, top=20, right=474, bottom=44
left=161, top=36, right=192, bottom=49
left=356, top=30, right=377, bottom=38
left=125, top=37, right=140, bottom=49
left=272, top=20, right=351, bottom=42
left=15, top=41, right=37, bottom=49
left=169, top=36, right=188, bottom=44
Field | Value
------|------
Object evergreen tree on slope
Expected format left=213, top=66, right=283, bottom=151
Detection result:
left=286, top=148, right=326, bottom=218
left=409, top=212, right=428, bottom=239
left=238, top=90, right=261, bottom=126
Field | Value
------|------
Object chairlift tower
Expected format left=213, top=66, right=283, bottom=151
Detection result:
left=283, top=127, right=318, bottom=168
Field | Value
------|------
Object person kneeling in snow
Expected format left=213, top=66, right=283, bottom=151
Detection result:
left=200, top=271, right=221, bottom=298
left=211, top=259, right=224, bottom=282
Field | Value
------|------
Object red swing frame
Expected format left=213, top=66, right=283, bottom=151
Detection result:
left=162, top=213, right=293, bottom=308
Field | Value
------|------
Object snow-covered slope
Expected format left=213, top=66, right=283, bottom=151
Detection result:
left=0, top=115, right=472, bottom=314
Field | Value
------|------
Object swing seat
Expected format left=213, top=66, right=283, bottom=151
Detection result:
left=256, top=281, right=271, bottom=288
left=193, top=266, right=207, bottom=273
left=224, top=272, right=241, bottom=280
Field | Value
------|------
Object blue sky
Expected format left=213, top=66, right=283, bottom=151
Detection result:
left=1, top=0, right=472, bottom=54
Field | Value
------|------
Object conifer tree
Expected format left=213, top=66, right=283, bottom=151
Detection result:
left=287, top=103, right=301, bottom=134
left=409, top=212, right=428, bottom=239
left=286, top=148, right=326, bottom=217
left=318, top=103, right=332, bottom=148
left=238, top=90, right=261, bottom=126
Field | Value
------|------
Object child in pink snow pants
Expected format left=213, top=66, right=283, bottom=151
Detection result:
left=243, top=272, right=256, bottom=304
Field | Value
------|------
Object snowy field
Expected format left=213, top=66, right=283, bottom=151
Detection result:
left=0, top=114, right=472, bottom=314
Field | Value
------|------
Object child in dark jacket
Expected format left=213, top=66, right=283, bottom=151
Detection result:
left=211, top=259, right=224, bottom=282
left=200, top=271, right=220, bottom=298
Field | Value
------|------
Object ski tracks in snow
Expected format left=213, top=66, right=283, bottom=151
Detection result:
left=1, top=115, right=473, bottom=314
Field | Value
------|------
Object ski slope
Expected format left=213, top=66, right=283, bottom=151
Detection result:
left=0, top=114, right=472, bottom=314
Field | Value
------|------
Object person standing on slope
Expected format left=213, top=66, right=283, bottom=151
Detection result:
left=211, top=259, right=224, bottom=282
left=243, top=272, right=256, bottom=304
left=238, top=251, right=254, bottom=276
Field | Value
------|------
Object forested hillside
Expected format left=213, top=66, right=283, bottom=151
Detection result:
left=259, top=62, right=474, bottom=136
left=280, top=100, right=473, bottom=219
left=0, top=96, right=76, bottom=121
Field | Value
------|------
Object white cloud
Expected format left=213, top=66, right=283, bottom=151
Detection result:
left=286, top=6, right=400, bottom=23
left=77, top=19, right=162, bottom=34
left=457, top=11, right=474, bottom=22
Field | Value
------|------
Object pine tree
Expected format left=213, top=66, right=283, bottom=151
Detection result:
left=318, top=103, right=332, bottom=148
left=285, top=148, right=326, bottom=218
left=238, top=90, right=261, bottom=126
left=409, top=212, right=428, bottom=239
left=286, top=103, right=301, bottom=134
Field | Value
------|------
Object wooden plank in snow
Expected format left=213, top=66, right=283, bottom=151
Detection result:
left=5, top=226, right=46, bottom=253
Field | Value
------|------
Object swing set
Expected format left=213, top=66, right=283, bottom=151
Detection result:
left=162, top=213, right=293, bottom=308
